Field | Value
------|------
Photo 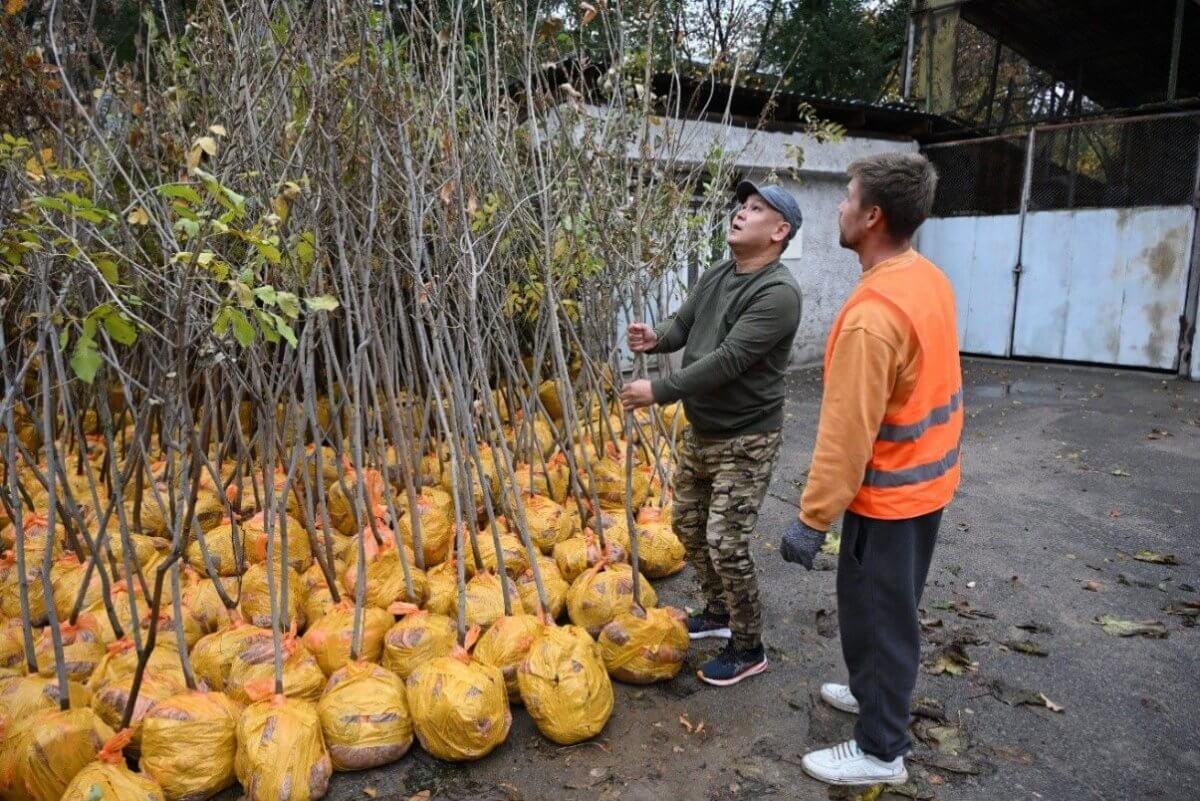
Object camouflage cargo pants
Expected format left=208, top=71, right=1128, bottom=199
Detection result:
left=671, top=428, right=782, bottom=650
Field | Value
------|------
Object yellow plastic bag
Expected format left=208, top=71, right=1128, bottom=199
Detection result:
left=465, top=524, right=529, bottom=579
left=88, top=637, right=186, bottom=696
left=394, top=485, right=454, bottom=566
left=585, top=456, right=650, bottom=511
left=0, top=550, right=47, bottom=623
left=135, top=487, right=225, bottom=538
left=49, top=554, right=103, bottom=621
left=140, top=689, right=242, bottom=801
left=517, top=556, right=568, bottom=620
left=406, top=628, right=511, bottom=762
left=0, top=619, right=25, bottom=673
left=537, top=379, right=564, bottom=420
left=464, top=571, right=520, bottom=630
left=90, top=669, right=184, bottom=752
left=181, top=572, right=237, bottom=634
left=302, top=601, right=391, bottom=676
left=342, top=530, right=426, bottom=609
left=566, top=562, right=658, bottom=637
left=242, top=511, right=313, bottom=573
left=0, top=674, right=90, bottom=721
left=518, top=624, right=613, bottom=745
left=553, top=533, right=626, bottom=584
left=191, top=619, right=272, bottom=692
left=239, top=562, right=305, bottom=630
left=515, top=493, right=575, bottom=554
left=226, top=628, right=326, bottom=706
left=60, top=729, right=164, bottom=801
left=185, top=520, right=244, bottom=577
left=631, top=521, right=686, bottom=578
left=422, top=561, right=458, bottom=617
left=317, top=660, right=412, bottom=771
left=513, top=455, right=570, bottom=503
left=4, top=706, right=114, bottom=801
left=326, top=468, right=386, bottom=536
left=235, top=695, right=332, bottom=801
left=598, top=606, right=689, bottom=683
left=381, top=603, right=457, bottom=679
left=473, top=614, right=545, bottom=703
left=35, top=621, right=104, bottom=682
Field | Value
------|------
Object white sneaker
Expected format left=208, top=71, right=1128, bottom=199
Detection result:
left=820, top=683, right=860, bottom=714
left=801, top=740, right=907, bottom=786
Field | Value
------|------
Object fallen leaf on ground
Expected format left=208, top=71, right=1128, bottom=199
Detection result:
left=1002, top=639, right=1048, bottom=657
left=1117, top=573, right=1155, bottom=589
left=409, top=793, right=432, bottom=801
left=362, top=788, right=376, bottom=799
left=1039, top=692, right=1065, bottom=713
left=985, top=677, right=1044, bottom=708
left=1015, top=620, right=1052, bottom=634
left=931, top=599, right=996, bottom=620
left=988, top=744, right=1036, bottom=765
left=1082, top=580, right=1104, bottom=592
left=1134, top=551, right=1179, bottom=565
left=1110, top=468, right=1131, bottom=477
left=922, top=643, right=975, bottom=676
left=1164, top=601, right=1200, bottom=618
left=1093, top=615, right=1168, bottom=638
left=678, top=714, right=693, bottom=733
left=911, top=696, right=947, bottom=723
left=1146, top=428, right=1171, bottom=440
left=926, top=725, right=967, bottom=755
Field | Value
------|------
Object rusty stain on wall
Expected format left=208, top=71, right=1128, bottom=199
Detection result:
left=1141, top=226, right=1187, bottom=287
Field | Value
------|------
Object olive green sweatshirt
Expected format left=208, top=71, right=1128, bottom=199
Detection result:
left=649, top=259, right=802, bottom=438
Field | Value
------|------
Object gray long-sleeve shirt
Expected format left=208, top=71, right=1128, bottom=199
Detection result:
left=649, top=258, right=802, bottom=438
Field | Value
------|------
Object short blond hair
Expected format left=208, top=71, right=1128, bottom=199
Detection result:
left=847, top=152, right=938, bottom=240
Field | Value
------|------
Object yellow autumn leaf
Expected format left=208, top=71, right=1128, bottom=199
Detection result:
left=127, top=207, right=150, bottom=226
left=5, top=0, right=26, bottom=16
left=194, top=136, right=218, bottom=156
left=208, top=124, right=227, bottom=137
left=186, top=146, right=202, bottom=172
left=581, top=2, right=597, bottom=26
left=272, top=194, right=289, bottom=223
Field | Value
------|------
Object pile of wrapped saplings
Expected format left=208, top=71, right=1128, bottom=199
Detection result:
left=0, top=389, right=692, bottom=800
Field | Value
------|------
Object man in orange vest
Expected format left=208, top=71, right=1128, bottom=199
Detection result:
left=780, top=152, right=962, bottom=786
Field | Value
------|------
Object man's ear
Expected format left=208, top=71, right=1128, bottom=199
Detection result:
left=773, top=221, right=791, bottom=244
left=866, top=205, right=885, bottom=231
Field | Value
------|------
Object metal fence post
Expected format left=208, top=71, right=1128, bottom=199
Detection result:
left=1006, top=126, right=1037, bottom=358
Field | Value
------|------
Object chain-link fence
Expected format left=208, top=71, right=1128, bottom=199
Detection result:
left=924, top=112, right=1200, bottom=217
left=925, top=133, right=1027, bottom=216
left=1028, top=114, right=1200, bottom=211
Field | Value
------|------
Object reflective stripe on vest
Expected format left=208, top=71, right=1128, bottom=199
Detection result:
left=862, top=445, right=960, bottom=489
left=876, top=389, right=962, bottom=443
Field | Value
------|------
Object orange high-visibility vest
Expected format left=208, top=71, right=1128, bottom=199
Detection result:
left=824, top=251, right=963, bottom=520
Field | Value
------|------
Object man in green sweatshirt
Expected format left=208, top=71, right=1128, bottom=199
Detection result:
left=620, top=181, right=803, bottom=685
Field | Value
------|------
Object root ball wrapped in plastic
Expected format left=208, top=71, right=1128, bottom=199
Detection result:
left=49, top=553, right=103, bottom=621
left=317, top=661, right=412, bottom=771
left=0, top=550, right=48, bottom=623
left=235, top=695, right=332, bottom=801
left=136, top=487, right=225, bottom=538
left=243, top=512, right=313, bottom=573
left=0, top=512, right=65, bottom=565
left=35, top=621, right=104, bottom=682
left=464, top=570, right=520, bottom=630
left=239, top=561, right=305, bottom=630
left=517, top=556, right=568, bottom=620
left=342, top=529, right=426, bottom=609
left=302, top=601, right=391, bottom=676
left=566, top=562, right=658, bottom=637
left=381, top=603, right=457, bottom=679
left=0, top=619, right=25, bottom=672
left=140, top=688, right=242, bottom=801
left=0, top=674, right=91, bottom=722
left=191, top=620, right=272, bottom=692
left=60, top=729, right=164, bottom=801
left=394, top=485, right=455, bottom=566
left=406, top=628, right=511, bottom=762
left=90, top=669, right=184, bottom=752
left=598, top=606, right=689, bottom=683
left=226, top=629, right=325, bottom=706
left=473, top=614, right=545, bottom=703
left=518, top=624, right=613, bottom=745
left=465, top=524, right=529, bottom=579
left=4, top=705, right=114, bottom=801
left=553, top=533, right=626, bottom=584
left=631, top=521, right=686, bottom=578
left=88, top=637, right=186, bottom=696
left=185, top=520, right=244, bottom=577
left=513, top=455, right=570, bottom=503
left=326, top=468, right=386, bottom=536
left=513, top=494, right=574, bottom=554
left=422, top=561, right=458, bottom=617
left=181, top=572, right=238, bottom=634
left=586, top=456, right=651, bottom=511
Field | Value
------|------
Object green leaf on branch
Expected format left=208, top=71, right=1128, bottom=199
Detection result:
left=276, top=291, right=300, bottom=319
left=102, top=312, right=137, bottom=345
left=305, top=295, right=339, bottom=312
left=254, top=285, right=278, bottom=305
left=96, top=258, right=119, bottom=283
left=70, top=337, right=102, bottom=383
left=158, top=183, right=203, bottom=204
left=229, top=308, right=255, bottom=347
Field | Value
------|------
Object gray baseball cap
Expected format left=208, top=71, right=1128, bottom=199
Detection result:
left=736, top=180, right=802, bottom=243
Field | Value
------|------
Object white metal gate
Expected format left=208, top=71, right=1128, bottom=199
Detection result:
left=917, top=113, right=1200, bottom=376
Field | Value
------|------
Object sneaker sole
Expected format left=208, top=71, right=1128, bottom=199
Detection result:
left=820, top=693, right=860, bottom=714
left=696, top=658, right=768, bottom=686
left=801, top=764, right=908, bottom=786
left=688, top=627, right=732, bottom=641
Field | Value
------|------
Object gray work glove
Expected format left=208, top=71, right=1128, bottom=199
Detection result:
left=780, top=519, right=825, bottom=570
